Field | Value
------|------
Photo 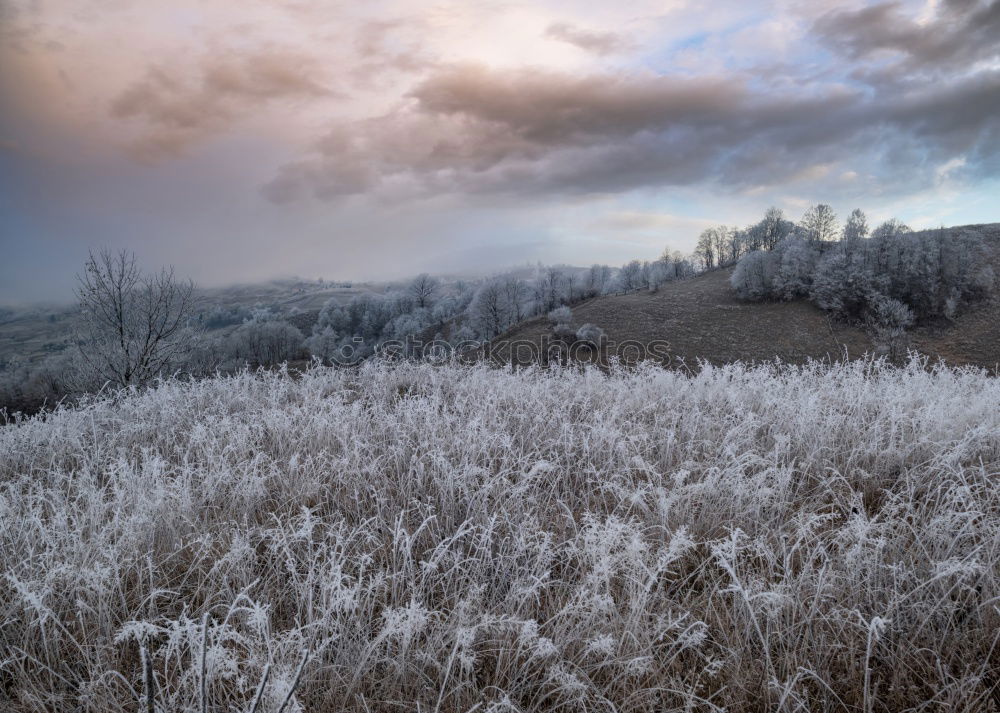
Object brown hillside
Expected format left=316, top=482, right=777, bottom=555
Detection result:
left=494, top=223, right=1000, bottom=370
left=492, top=268, right=873, bottom=368
left=911, top=307, right=1000, bottom=370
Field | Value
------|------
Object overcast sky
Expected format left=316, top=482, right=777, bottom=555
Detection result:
left=1, top=0, right=998, bottom=303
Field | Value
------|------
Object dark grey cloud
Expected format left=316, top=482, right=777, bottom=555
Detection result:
left=261, top=69, right=742, bottom=201
left=413, top=66, right=745, bottom=141
left=111, top=49, right=333, bottom=159
left=544, top=22, right=632, bottom=55
left=814, top=0, right=1000, bottom=77
left=264, top=57, right=999, bottom=203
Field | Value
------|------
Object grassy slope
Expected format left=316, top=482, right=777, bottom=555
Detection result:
left=494, top=268, right=873, bottom=367
left=495, top=223, right=1000, bottom=369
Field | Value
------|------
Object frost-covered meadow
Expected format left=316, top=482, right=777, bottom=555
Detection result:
left=2, top=360, right=999, bottom=712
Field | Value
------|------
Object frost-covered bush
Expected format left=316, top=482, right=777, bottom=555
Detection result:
left=729, top=250, right=779, bottom=300
left=386, top=309, right=431, bottom=340
left=2, top=359, right=999, bottom=712
left=870, top=295, right=914, bottom=332
left=775, top=235, right=821, bottom=298
left=549, top=306, right=576, bottom=342
left=868, top=296, right=914, bottom=362
left=176, top=327, right=229, bottom=374
left=730, top=236, right=820, bottom=302
left=574, top=323, right=604, bottom=345
left=547, top=305, right=572, bottom=325
left=304, top=325, right=340, bottom=362
left=809, top=244, right=880, bottom=316
left=433, top=295, right=468, bottom=325
left=0, top=351, right=103, bottom=414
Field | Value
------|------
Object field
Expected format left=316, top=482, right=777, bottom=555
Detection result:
left=492, top=268, right=873, bottom=367
left=2, top=359, right=998, bottom=712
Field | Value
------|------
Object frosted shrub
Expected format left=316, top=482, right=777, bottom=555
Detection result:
left=776, top=236, right=820, bottom=298
left=303, top=325, right=340, bottom=362
left=549, top=306, right=576, bottom=342
left=1, top=358, right=999, bottom=712
left=547, top=305, right=572, bottom=325
left=0, top=351, right=103, bottom=415
left=574, top=323, right=604, bottom=345
left=730, top=250, right=779, bottom=300
left=868, top=296, right=914, bottom=362
left=871, top=295, right=914, bottom=331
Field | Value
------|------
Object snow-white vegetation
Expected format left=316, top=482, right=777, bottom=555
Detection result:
left=0, top=243, right=702, bottom=413
left=2, top=358, right=998, bottom=712
left=730, top=216, right=996, bottom=325
left=575, top=323, right=605, bottom=345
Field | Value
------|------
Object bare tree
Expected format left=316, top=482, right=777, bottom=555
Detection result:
left=499, top=276, right=529, bottom=322
left=694, top=231, right=714, bottom=270
left=695, top=226, right=739, bottom=267
left=76, top=249, right=194, bottom=387
left=712, top=226, right=734, bottom=265
left=407, top=273, right=440, bottom=309
left=535, top=267, right=566, bottom=312
left=725, top=227, right=745, bottom=264
left=758, top=206, right=793, bottom=251
left=468, top=280, right=510, bottom=338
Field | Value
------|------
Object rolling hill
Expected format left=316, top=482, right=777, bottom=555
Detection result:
left=491, top=223, right=1000, bottom=370
left=492, top=267, right=873, bottom=367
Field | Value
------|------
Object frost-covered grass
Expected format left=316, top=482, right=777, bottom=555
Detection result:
left=1, top=359, right=999, bottom=712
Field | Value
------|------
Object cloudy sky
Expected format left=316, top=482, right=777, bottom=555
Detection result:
left=1, top=0, right=998, bottom=302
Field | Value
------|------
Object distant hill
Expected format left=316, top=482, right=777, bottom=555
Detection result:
left=0, top=280, right=378, bottom=367
left=492, top=223, right=1000, bottom=370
